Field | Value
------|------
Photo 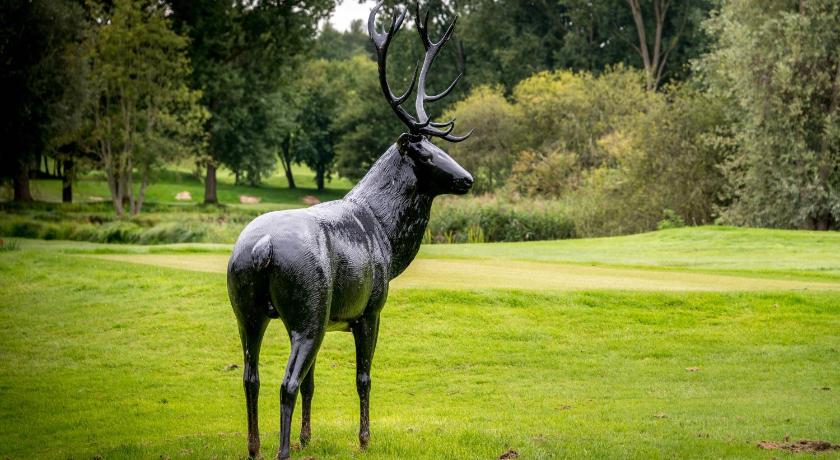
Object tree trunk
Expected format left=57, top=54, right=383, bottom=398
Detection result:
left=13, top=163, right=33, bottom=202
left=315, top=165, right=325, bottom=192
left=284, top=165, right=297, bottom=189
left=125, top=157, right=136, bottom=215
left=204, top=163, right=218, bottom=204
left=105, top=160, right=124, bottom=216
left=280, top=134, right=296, bottom=189
left=62, top=159, right=73, bottom=203
left=134, top=166, right=149, bottom=215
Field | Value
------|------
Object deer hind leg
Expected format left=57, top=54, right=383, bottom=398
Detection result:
left=278, top=330, right=324, bottom=460
left=238, top=316, right=270, bottom=459
left=352, top=313, right=380, bottom=450
left=299, top=359, right=315, bottom=446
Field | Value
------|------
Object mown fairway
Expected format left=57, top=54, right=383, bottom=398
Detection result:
left=1, top=227, right=839, bottom=459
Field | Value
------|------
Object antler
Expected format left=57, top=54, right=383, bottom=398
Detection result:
left=368, top=2, right=472, bottom=143
left=369, top=2, right=418, bottom=128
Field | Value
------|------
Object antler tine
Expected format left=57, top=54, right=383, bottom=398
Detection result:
left=426, top=72, right=462, bottom=102
left=429, top=118, right=455, bottom=128
left=416, top=7, right=431, bottom=50
left=369, top=1, right=418, bottom=129
left=440, top=128, right=474, bottom=143
left=394, top=62, right=420, bottom=105
left=415, top=13, right=460, bottom=128
left=421, top=123, right=456, bottom=136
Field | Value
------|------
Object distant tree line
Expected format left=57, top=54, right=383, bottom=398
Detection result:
left=2, top=0, right=838, bottom=231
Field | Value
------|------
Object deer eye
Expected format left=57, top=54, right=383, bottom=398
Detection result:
left=414, top=150, right=433, bottom=162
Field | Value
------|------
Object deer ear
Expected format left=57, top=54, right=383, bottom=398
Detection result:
left=397, top=133, right=420, bottom=156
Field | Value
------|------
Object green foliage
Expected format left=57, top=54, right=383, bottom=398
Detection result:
left=333, top=56, right=405, bottom=182
left=456, top=0, right=566, bottom=90
left=0, top=0, right=86, bottom=199
left=442, top=86, right=526, bottom=192
left=657, top=209, right=686, bottom=230
left=428, top=196, right=575, bottom=243
left=700, top=0, right=840, bottom=230
left=0, top=239, right=19, bottom=252
left=82, top=0, right=207, bottom=215
left=314, top=21, right=372, bottom=61
left=561, top=0, right=717, bottom=90
left=293, top=59, right=344, bottom=190
left=0, top=203, right=253, bottom=244
left=481, top=66, right=731, bottom=236
left=514, top=67, right=654, bottom=168
left=167, top=0, right=334, bottom=196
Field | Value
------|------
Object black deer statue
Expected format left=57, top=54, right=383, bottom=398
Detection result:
left=227, top=2, right=473, bottom=459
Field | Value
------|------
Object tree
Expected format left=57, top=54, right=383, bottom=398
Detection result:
left=264, top=86, right=302, bottom=189
left=457, top=0, right=567, bottom=91
left=560, top=0, right=715, bottom=90
left=314, top=20, right=372, bottom=61
left=83, top=0, right=206, bottom=215
left=701, top=0, right=840, bottom=229
left=333, top=56, right=405, bottom=182
left=0, top=0, right=85, bottom=201
left=293, top=59, right=344, bottom=192
left=513, top=67, right=654, bottom=169
left=442, top=85, right=526, bottom=192
left=167, top=0, right=334, bottom=203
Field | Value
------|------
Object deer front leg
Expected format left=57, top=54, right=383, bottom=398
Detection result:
left=299, top=359, right=315, bottom=447
left=352, top=314, right=380, bottom=450
left=278, top=332, right=322, bottom=460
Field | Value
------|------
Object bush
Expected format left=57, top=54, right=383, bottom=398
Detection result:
left=0, top=203, right=256, bottom=244
left=428, top=196, right=575, bottom=243
left=657, top=209, right=686, bottom=230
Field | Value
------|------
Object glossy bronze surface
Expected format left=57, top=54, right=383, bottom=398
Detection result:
left=227, top=3, right=472, bottom=459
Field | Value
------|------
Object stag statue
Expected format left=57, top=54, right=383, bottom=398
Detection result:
left=227, top=3, right=473, bottom=459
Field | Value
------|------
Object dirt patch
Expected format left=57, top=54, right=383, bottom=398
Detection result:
left=239, top=195, right=261, bottom=204
left=302, top=195, right=321, bottom=206
left=757, top=439, right=840, bottom=453
left=498, top=449, right=519, bottom=459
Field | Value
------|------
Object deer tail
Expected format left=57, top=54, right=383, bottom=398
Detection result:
left=250, top=234, right=281, bottom=318
left=251, top=234, right=273, bottom=270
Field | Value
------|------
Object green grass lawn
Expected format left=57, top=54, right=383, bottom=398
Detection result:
left=7, top=163, right=353, bottom=207
left=1, top=228, right=839, bottom=459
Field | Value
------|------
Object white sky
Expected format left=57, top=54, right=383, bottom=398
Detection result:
left=328, top=0, right=376, bottom=31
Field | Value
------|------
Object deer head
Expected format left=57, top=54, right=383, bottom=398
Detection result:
left=369, top=2, right=473, bottom=196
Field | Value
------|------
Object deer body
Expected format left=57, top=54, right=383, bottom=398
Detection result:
left=229, top=3, right=473, bottom=458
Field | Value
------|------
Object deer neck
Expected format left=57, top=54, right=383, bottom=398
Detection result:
left=345, top=144, right=432, bottom=279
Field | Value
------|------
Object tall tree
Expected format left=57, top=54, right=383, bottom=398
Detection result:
left=264, top=85, right=302, bottom=189
left=442, top=85, right=526, bottom=192
left=83, top=0, right=206, bottom=215
left=167, top=0, right=334, bottom=203
left=333, top=56, right=404, bottom=182
left=313, top=20, right=372, bottom=61
left=702, top=0, right=840, bottom=229
left=294, top=59, right=343, bottom=191
left=560, top=0, right=715, bottom=90
left=0, top=0, right=85, bottom=201
left=457, top=0, right=567, bottom=90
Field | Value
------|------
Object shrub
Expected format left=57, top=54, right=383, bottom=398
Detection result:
left=428, top=196, right=575, bottom=243
left=657, top=209, right=686, bottom=230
